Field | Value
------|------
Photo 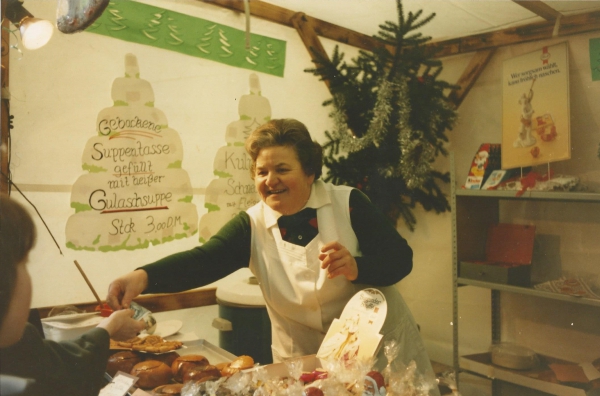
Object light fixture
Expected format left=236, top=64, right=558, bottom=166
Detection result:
left=5, top=0, right=54, bottom=50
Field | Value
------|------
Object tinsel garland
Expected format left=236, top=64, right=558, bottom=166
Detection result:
left=330, top=74, right=440, bottom=190
left=331, top=78, right=396, bottom=152
left=396, top=76, right=435, bottom=189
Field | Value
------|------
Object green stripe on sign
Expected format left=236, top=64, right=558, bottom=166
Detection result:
left=86, top=1, right=286, bottom=77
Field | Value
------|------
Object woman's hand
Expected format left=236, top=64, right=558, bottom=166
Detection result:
left=106, top=270, right=148, bottom=310
left=319, top=241, right=358, bottom=281
left=97, top=309, right=146, bottom=341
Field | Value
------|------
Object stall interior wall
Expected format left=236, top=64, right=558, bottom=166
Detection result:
left=7, top=0, right=600, bottom=367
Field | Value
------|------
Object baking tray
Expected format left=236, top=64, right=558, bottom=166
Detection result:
left=103, top=339, right=237, bottom=394
left=178, top=339, right=237, bottom=364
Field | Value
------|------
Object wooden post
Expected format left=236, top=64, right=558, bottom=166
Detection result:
left=448, top=49, right=496, bottom=109
left=291, top=12, right=332, bottom=91
left=512, top=0, right=563, bottom=22
left=1, top=7, right=10, bottom=195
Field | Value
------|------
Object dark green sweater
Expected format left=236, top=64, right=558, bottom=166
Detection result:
left=143, top=189, right=413, bottom=293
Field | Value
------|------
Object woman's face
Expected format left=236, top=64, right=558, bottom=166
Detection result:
left=254, top=145, right=315, bottom=215
left=0, top=259, right=32, bottom=348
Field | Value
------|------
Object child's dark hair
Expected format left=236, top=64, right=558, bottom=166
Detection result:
left=0, top=194, right=36, bottom=328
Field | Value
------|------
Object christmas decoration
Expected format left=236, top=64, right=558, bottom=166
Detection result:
left=306, top=0, right=458, bottom=229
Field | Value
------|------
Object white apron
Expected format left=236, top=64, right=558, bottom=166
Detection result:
left=247, top=181, right=439, bottom=395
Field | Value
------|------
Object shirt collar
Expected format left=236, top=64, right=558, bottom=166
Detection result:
left=263, top=179, right=330, bottom=229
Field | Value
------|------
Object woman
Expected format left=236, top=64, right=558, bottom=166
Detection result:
left=107, top=119, right=438, bottom=393
left=0, top=194, right=145, bottom=396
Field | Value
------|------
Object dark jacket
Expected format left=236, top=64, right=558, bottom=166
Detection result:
left=0, top=323, right=110, bottom=396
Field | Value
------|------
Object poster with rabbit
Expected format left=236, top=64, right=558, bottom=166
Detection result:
left=501, top=42, right=570, bottom=169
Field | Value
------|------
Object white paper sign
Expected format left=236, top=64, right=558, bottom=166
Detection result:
left=198, top=74, right=267, bottom=242
left=317, top=288, right=386, bottom=363
left=66, top=54, right=198, bottom=252
left=99, top=372, right=138, bottom=396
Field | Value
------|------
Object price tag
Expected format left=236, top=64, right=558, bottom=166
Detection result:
left=99, top=372, right=138, bottom=396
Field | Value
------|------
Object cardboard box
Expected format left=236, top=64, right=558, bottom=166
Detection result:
left=460, top=224, right=535, bottom=286
left=460, top=261, right=532, bottom=286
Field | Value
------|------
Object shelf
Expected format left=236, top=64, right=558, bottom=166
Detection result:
left=460, top=352, right=596, bottom=396
left=457, top=277, right=600, bottom=308
left=455, top=189, right=600, bottom=202
left=451, top=152, right=600, bottom=395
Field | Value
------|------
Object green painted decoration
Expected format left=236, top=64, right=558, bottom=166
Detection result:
left=591, top=38, right=600, bottom=82
left=86, top=1, right=286, bottom=77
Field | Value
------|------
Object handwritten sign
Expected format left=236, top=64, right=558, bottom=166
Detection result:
left=66, top=54, right=198, bottom=252
left=198, top=74, right=267, bottom=242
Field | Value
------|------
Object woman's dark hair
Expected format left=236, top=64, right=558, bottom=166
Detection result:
left=245, top=118, right=323, bottom=179
left=0, top=194, right=36, bottom=327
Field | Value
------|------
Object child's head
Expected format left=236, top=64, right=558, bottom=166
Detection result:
left=0, top=194, right=37, bottom=347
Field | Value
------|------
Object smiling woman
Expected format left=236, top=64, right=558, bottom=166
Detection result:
left=106, top=118, right=439, bottom=393
left=253, top=145, right=314, bottom=215
left=245, top=119, right=321, bottom=215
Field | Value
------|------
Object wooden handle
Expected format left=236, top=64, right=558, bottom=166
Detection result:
left=73, top=260, right=103, bottom=306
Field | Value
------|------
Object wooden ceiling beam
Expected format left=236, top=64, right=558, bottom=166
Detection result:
left=200, top=0, right=394, bottom=53
left=511, top=0, right=563, bottom=22
left=430, top=10, right=600, bottom=57
left=290, top=12, right=332, bottom=91
left=201, top=0, right=600, bottom=59
left=448, top=49, right=496, bottom=109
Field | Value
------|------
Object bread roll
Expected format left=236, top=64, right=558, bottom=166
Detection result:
left=222, top=355, right=254, bottom=376
left=171, top=354, right=209, bottom=383
left=106, top=351, right=142, bottom=377
left=148, top=351, right=180, bottom=368
left=230, top=355, right=254, bottom=369
left=182, top=364, right=221, bottom=383
left=216, top=362, right=230, bottom=377
left=130, top=360, right=172, bottom=389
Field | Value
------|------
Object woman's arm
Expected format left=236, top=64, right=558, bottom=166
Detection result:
left=350, top=189, right=413, bottom=286
left=142, top=212, right=252, bottom=293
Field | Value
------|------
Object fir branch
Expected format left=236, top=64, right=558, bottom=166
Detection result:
left=306, top=0, right=457, bottom=228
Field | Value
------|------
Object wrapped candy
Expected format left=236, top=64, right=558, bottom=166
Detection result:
left=386, top=361, right=433, bottom=396
left=180, top=376, right=225, bottom=396
left=223, top=371, right=253, bottom=394
left=285, top=358, right=305, bottom=396
left=382, top=340, right=400, bottom=383
left=436, top=371, right=461, bottom=396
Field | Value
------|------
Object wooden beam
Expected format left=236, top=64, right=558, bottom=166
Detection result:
left=199, top=0, right=394, bottom=53
left=1, top=13, right=10, bottom=194
left=448, top=49, right=496, bottom=109
left=201, top=0, right=600, bottom=59
left=430, top=10, right=600, bottom=57
left=512, top=0, right=563, bottom=22
left=36, top=288, right=218, bottom=318
left=290, top=12, right=332, bottom=91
